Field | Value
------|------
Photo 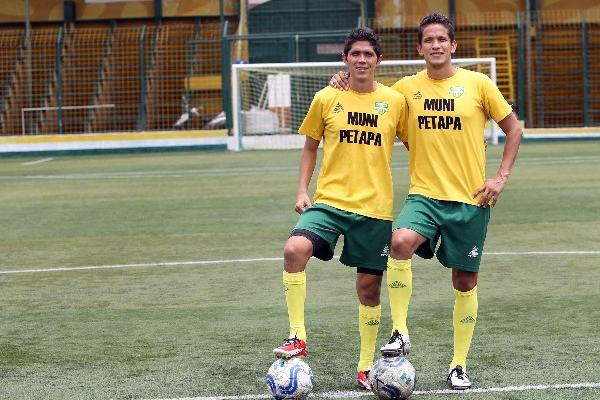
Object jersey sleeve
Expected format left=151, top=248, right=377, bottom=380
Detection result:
left=298, top=91, right=325, bottom=141
left=391, top=77, right=405, bottom=95
left=480, top=74, right=513, bottom=123
left=395, top=93, right=409, bottom=142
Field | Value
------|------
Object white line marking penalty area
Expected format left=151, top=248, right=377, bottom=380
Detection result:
left=2, top=251, right=600, bottom=275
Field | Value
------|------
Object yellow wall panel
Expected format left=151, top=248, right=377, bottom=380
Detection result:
left=454, top=0, right=523, bottom=13
left=540, top=0, right=600, bottom=11
left=0, top=0, right=238, bottom=23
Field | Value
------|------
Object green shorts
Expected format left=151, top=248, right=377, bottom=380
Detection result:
left=393, top=194, right=491, bottom=272
left=292, top=203, right=392, bottom=271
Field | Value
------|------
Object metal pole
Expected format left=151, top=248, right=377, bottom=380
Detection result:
left=525, top=3, right=534, bottom=128
left=138, top=25, right=146, bottom=131
left=516, top=12, right=526, bottom=123
left=581, top=11, right=590, bottom=127
left=25, top=0, right=33, bottom=134
left=448, top=0, right=456, bottom=23
left=153, top=0, right=162, bottom=25
left=56, top=28, right=64, bottom=134
left=221, top=24, right=232, bottom=130
left=219, top=0, right=225, bottom=30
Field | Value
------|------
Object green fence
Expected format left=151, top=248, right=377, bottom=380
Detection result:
left=0, top=9, right=599, bottom=136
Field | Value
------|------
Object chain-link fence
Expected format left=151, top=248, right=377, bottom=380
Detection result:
left=369, top=10, right=600, bottom=128
left=1, top=10, right=599, bottom=135
left=0, top=19, right=235, bottom=135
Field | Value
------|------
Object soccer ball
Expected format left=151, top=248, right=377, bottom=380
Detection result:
left=265, top=357, right=314, bottom=399
left=369, top=356, right=417, bottom=400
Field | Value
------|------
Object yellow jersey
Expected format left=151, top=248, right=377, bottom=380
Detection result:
left=392, top=68, right=513, bottom=205
left=299, top=85, right=407, bottom=220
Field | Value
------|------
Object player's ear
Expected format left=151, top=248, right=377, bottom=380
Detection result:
left=376, top=54, right=383, bottom=65
left=416, top=43, right=423, bottom=57
left=450, top=40, right=457, bottom=54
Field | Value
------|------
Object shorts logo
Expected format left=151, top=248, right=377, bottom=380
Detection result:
left=460, top=315, right=476, bottom=324
left=467, top=246, right=479, bottom=258
left=381, top=244, right=390, bottom=257
left=366, top=319, right=380, bottom=326
left=374, top=101, right=389, bottom=115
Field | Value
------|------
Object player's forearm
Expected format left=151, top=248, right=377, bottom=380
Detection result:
left=297, top=148, right=317, bottom=195
left=496, top=132, right=521, bottom=179
left=495, top=114, right=523, bottom=179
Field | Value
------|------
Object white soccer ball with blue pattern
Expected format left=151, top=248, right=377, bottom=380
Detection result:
left=266, top=357, right=314, bottom=399
left=369, top=356, right=416, bottom=400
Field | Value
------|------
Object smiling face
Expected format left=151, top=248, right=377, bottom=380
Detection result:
left=417, top=23, right=457, bottom=69
left=342, top=40, right=381, bottom=83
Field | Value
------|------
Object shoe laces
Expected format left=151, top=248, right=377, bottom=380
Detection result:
left=388, top=330, right=407, bottom=347
left=283, top=335, right=300, bottom=346
left=387, top=330, right=401, bottom=344
left=449, top=366, right=466, bottom=380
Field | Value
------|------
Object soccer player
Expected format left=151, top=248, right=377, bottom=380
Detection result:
left=330, top=13, right=523, bottom=390
left=272, top=27, right=408, bottom=390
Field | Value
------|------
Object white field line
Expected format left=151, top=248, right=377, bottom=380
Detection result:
left=20, top=157, right=53, bottom=165
left=3, top=155, right=599, bottom=181
left=141, top=382, right=600, bottom=400
left=1, top=251, right=600, bottom=275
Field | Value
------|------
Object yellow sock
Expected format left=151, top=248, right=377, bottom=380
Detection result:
left=283, top=270, right=307, bottom=341
left=387, top=257, right=412, bottom=335
left=451, top=286, right=478, bottom=369
left=358, top=303, right=381, bottom=372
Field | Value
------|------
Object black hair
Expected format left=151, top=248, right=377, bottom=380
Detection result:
left=343, top=27, right=382, bottom=58
left=418, top=12, right=455, bottom=43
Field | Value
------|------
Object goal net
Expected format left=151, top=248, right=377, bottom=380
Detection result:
left=231, top=58, right=497, bottom=151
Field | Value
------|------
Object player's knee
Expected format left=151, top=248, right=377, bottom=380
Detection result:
left=390, top=233, right=416, bottom=259
left=357, top=287, right=380, bottom=306
left=283, top=237, right=312, bottom=269
left=356, top=276, right=382, bottom=306
left=452, top=270, right=477, bottom=291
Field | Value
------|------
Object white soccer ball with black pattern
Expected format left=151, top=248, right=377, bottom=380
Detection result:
left=265, top=357, right=314, bottom=399
left=369, top=356, right=417, bottom=400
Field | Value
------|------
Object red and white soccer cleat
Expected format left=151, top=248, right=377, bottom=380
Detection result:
left=357, top=370, right=371, bottom=390
left=273, top=336, right=308, bottom=359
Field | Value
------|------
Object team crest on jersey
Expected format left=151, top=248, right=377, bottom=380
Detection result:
left=374, top=101, right=389, bottom=115
left=449, top=86, right=465, bottom=98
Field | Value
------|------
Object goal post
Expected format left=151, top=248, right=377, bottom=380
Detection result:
left=231, top=57, right=498, bottom=151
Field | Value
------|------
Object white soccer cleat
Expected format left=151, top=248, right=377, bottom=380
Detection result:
left=447, top=365, right=471, bottom=390
left=380, top=330, right=411, bottom=357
